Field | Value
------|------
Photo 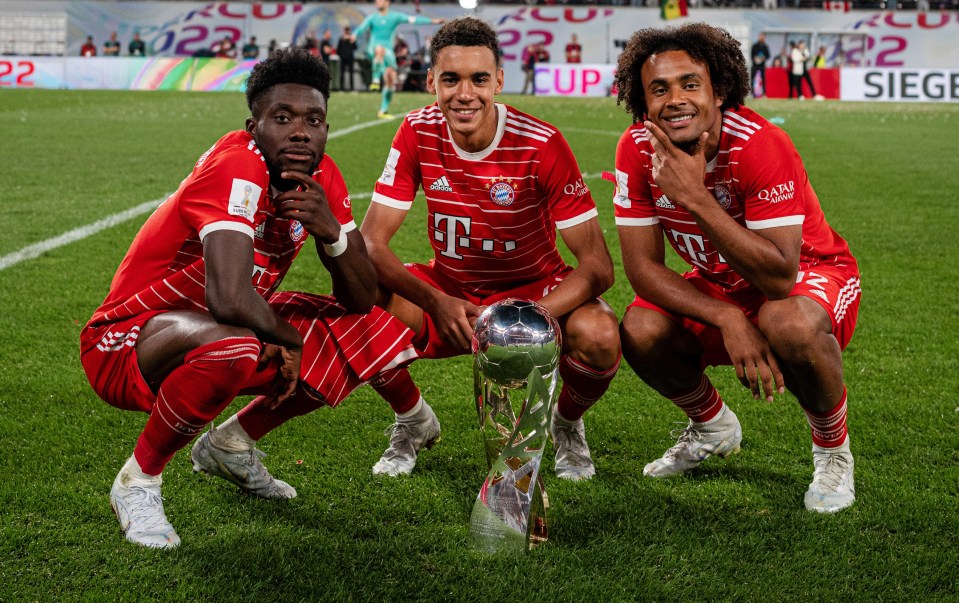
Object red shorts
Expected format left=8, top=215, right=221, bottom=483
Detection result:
left=628, top=263, right=861, bottom=368
left=80, top=292, right=417, bottom=413
left=406, top=261, right=572, bottom=359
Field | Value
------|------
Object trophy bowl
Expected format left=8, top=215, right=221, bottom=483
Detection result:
left=472, top=299, right=561, bottom=389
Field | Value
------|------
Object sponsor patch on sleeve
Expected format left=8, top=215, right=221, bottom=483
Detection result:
left=228, top=178, right=262, bottom=222
left=378, top=148, right=400, bottom=186
left=613, top=169, right=630, bottom=208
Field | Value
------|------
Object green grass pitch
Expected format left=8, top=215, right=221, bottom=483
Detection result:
left=0, top=89, right=957, bottom=601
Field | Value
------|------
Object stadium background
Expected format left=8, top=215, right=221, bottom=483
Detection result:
left=2, top=1, right=958, bottom=100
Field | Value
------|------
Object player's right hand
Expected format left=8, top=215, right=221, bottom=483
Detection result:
left=275, top=170, right=342, bottom=245
left=429, top=295, right=482, bottom=353
left=259, top=344, right=303, bottom=410
left=718, top=312, right=784, bottom=403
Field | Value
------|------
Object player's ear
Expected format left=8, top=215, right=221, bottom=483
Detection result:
left=245, top=117, right=256, bottom=137
left=426, top=68, right=436, bottom=95
left=495, top=68, right=504, bottom=94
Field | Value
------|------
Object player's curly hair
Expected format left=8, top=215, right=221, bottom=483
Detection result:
left=614, top=22, right=749, bottom=122
left=245, top=47, right=330, bottom=115
left=429, top=16, right=501, bottom=67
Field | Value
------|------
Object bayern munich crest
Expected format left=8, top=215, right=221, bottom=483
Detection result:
left=289, top=220, right=305, bottom=242
left=487, top=177, right=516, bottom=207
left=713, top=183, right=733, bottom=210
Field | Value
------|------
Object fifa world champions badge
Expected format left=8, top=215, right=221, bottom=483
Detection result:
left=470, top=299, right=561, bottom=553
left=486, top=176, right=516, bottom=207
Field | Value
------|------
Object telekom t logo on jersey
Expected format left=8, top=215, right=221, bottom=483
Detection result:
left=433, top=213, right=517, bottom=259
left=668, top=229, right=729, bottom=268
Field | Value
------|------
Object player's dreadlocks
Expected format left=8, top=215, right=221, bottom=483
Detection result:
left=246, top=47, right=331, bottom=115
left=429, top=16, right=501, bottom=67
left=615, top=23, right=749, bottom=123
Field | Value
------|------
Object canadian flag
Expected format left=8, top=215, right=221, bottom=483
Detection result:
left=823, top=0, right=851, bottom=10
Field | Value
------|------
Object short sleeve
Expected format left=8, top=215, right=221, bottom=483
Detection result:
left=737, top=128, right=808, bottom=230
left=179, top=139, right=269, bottom=240
left=613, top=126, right=659, bottom=227
left=371, top=118, right=421, bottom=212
left=537, top=132, right=597, bottom=230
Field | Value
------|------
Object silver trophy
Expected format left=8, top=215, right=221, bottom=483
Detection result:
left=469, top=298, right=561, bottom=553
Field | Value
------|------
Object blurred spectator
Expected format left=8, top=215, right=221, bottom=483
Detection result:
left=394, top=34, right=411, bottom=71
left=212, top=36, right=237, bottom=59
left=103, top=32, right=120, bottom=57
left=403, top=48, right=427, bottom=92
left=320, top=31, right=335, bottom=65
left=534, top=42, right=550, bottom=64
left=797, top=40, right=821, bottom=99
left=268, top=39, right=279, bottom=58
left=337, top=27, right=357, bottom=91
left=304, top=33, right=320, bottom=58
left=129, top=32, right=146, bottom=57
left=772, top=44, right=788, bottom=68
left=520, top=43, right=536, bottom=95
left=750, top=32, right=770, bottom=97
left=565, top=33, right=582, bottom=63
left=81, top=35, right=97, bottom=57
left=813, top=46, right=827, bottom=68
left=788, top=40, right=801, bottom=98
left=242, top=36, right=260, bottom=60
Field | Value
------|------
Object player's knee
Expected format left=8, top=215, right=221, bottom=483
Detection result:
left=564, top=305, right=620, bottom=368
left=620, top=307, right=674, bottom=361
left=758, top=298, right=827, bottom=351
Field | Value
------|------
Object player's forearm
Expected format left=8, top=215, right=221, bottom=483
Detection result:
left=209, top=291, right=303, bottom=349
left=539, top=260, right=613, bottom=319
left=366, top=240, right=443, bottom=312
left=686, top=201, right=797, bottom=299
left=627, top=260, right=744, bottom=331
left=320, top=231, right=377, bottom=313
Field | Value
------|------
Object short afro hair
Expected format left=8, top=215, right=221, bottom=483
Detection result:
left=245, top=47, right=330, bottom=115
left=615, top=22, right=749, bottom=122
left=429, top=16, right=501, bottom=67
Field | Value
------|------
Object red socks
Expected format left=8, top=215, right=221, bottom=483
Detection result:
left=666, top=373, right=724, bottom=424
left=371, top=367, right=421, bottom=415
left=134, top=337, right=260, bottom=475
left=235, top=389, right=327, bottom=441
left=802, top=387, right=849, bottom=448
left=555, top=353, right=620, bottom=422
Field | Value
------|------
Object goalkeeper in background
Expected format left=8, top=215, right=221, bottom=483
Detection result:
left=351, top=0, right=443, bottom=119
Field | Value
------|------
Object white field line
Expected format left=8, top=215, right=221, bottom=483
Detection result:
left=0, top=114, right=607, bottom=273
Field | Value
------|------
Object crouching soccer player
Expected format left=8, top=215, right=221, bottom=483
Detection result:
left=612, top=23, right=861, bottom=512
left=360, top=17, right=621, bottom=481
left=80, top=48, right=416, bottom=548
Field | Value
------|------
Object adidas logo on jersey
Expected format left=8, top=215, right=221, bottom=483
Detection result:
left=429, top=176, right=454, bottom=193
left=655, top=195, right=675, bottom=209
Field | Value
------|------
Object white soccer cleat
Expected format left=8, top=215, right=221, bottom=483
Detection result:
left=372, top=406, right=441, bottom=477
left=110, top=468, right=180, bottom=549
left=804, top=439, right=855, bottom=513
left=191, top=431, right=297, bottom=500
left=549, top=406, right=596, bottom=481
left=643, top=406, right=743, bottom=478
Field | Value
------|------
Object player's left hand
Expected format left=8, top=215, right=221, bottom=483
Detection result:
left=260, top=344, right=302, bottom=410
left=643, top=120, right=710, bottom=210
left=275, top=170, right=342, bottom=245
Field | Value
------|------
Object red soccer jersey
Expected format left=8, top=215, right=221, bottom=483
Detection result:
left=371, top=102, right=597, bottom=298
left=613, top=105, right=856, bottom=293
left=88, top=130, right=355, bottom=326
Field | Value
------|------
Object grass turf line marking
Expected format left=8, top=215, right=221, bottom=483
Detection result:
left=0, top=118, right=395, bottom=272
left=0, top=140, right=605, bottom=272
